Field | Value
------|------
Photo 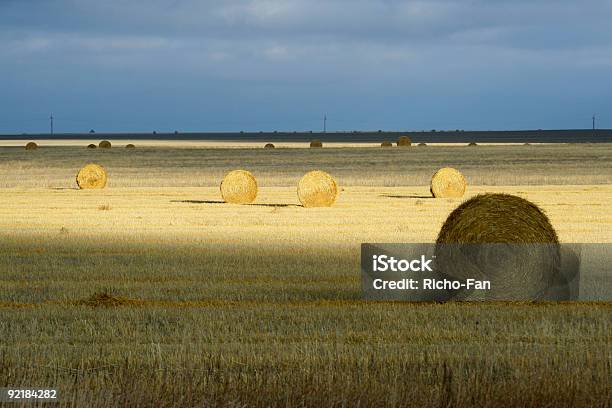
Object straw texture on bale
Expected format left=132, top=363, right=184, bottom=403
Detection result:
left=434, top=194, right=560, bottom=300
left=99, top=140, right=112, bottom=148
left=310, top=140, right=323, bottom=148
left=76, top=163, right=108, bottom=189
left=264, top=143, right=275, bottom=149
left=397, top=136, right=412, bottom=146
left=25, top=142, right=38, bottom=150
left=381, top=141, right=393, bottom=147
left=297, top=170, right=338, bottom=208
left=430, top=167, right=467, bottom=198
left=87, top=144, right=97, bottom=149
left=220, top=170, right=258, bottom=204
left=125, top=144, right=135, bottom=148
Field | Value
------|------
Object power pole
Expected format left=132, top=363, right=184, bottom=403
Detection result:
left=323, top=114, right=327, bottom=133
left=50, top=113, right=54, bottom=135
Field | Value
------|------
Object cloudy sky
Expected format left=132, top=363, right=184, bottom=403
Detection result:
left=1, top=0, right=611, bottom=133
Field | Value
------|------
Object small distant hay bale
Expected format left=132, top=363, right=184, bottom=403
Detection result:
left=264, top=143, right=275, bottom=149
left=76, top=163, right=108, bottom=189
left=297, top=170, right=338, bottom=208
left=125, top=144, right=135, bottom=149
left=468, top=142, right=478, bottom=146
left=99, top=140, right=112, bottom=149
left=435, top=194, right=560, bottom=300
left=25, top=142, right=38, bottom=150
left=430, top=167, right=467, bottom=198
left=381, top=141, right=393, bottom=147
left=310, top=140, right=323, bottom=148
left=87, top=144, right=97, bottom=149
left=220, top=170, right=258, bottom=204
left=397, top=136, right=412, bottom=146
left=418, top=142, right=427, bottom=146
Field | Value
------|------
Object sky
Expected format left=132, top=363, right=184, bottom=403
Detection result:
left=1, top=0, right=611, bottom=133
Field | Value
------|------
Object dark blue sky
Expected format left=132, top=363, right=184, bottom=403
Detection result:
left=1, top=0, right=611, bottom=133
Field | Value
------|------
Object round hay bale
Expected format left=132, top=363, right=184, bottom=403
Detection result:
left=310, top=140, right=323, bottom=148
left=397, top=136, right=411, bottom=146
left=87, top=144, right=97, bottom=149
left=99, top=140, right=112, bottom=149
left=264, top=143, right=275, bottom=149
left=25, top=142, right=38, bottom=150
left=381, top=141, right=393, bottom=147
left=430, top=167, right=467, bottom=198
left=435, top=194, right=560, bottom=300
left=418, top=142, right=427, bottom=147
left=125, top=144, right=135, bottom=149
left=220, top=170, right=258, bottom=204
left=297, top=170, right=338, bottom=208
left=468, top=142, right=478, bottom=146
left=76, top=163, right=108, bottom=189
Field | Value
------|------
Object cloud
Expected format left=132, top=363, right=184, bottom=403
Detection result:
left=0, top=0, right=611, bottom=132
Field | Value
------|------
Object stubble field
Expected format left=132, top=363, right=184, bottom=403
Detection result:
left=0, top=143, right=610, bottom=407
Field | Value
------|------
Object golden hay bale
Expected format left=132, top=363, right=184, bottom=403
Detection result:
left=418, top=142, right=427, bottom=147
left=468, top=142, right=478, bottom=146
left=297, top=170, right=338, bottom=208
left=310, top=140, right=323, bottom=148
left=99, top=140, right=112, bottom=149
left=397, top=136, right=411, bottom=146
left=76, top=163, right=108, bottom=189
left=87, top=144, right=97, bottom=149
left=125, top=144, right=135, bottom=148
left=264, top=143, right=275, bottom=149
left=220, top=170, right=258, bottom=204
left=25, top=142, right=38, bottom=150
left=434, top=194, right=560, bottom=300
left=381, top=141, right=393, bottom=147
left=430, top=167, right=467, bottom=198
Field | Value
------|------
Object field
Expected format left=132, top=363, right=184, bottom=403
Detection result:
left=0, top=144, right=610, bottom=407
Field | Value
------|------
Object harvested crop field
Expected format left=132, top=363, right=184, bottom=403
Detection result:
left=0, top=144, right=610, bottom=407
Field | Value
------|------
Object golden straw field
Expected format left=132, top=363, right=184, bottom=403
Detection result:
left=0, top=143, right=610, bottom=407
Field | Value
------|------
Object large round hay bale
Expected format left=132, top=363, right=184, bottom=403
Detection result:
left=435, top=194, right=560, bottom=300
left=297, top=170, right=338, bottom=208
left=381, top=141, right=393, bottom=147
left=397, top=136, right=411, bottom=146
left=125, top=144, right=135, bottom=149
left=264, top=143, right=275, bottom=149
left=220, top=170, right=258, bottom=204
left=310, top=140, right=323, bottom=148
left=25, top=142, right=38, bottom=150
left=87, top=144, right=97, bottom=149
left=430, top=167, right=467, bottom=198
left=99, top=140, right=112, bottom=149
left=76, top=163, right=108, bottom=189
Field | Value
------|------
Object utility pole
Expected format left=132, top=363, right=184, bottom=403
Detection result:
left=323, top=114, right=327, bottom=133
left=50, top=113, right=54, bottom=135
